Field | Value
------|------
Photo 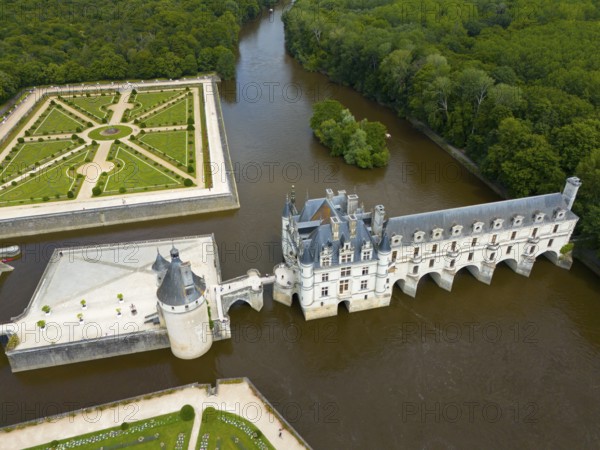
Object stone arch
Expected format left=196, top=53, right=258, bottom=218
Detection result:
left=337, top=299, right=351, bottom=312
left=222, top=297, right=254, bottom=314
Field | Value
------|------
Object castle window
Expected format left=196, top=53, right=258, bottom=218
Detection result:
left=450, top=259, right=455, bottom=269
left=341, top=253, right=352, bottom=263
left=321, top=287, right=329, bottom=297
left=185, top=305, right=189, bottom=310
left=341, top=267, right=351, bottom=277
left=507, top=246, right=512, bottom=254
left=548, top=239, right=554, bottom=247
left=512, top=215, right=524, bottom=227
left=468, top=252, right=474, bottom=261
left=322, top=257, right=331, bottom=267
left=392, top=235, right=402, bottom=246
left=413, top=231, right=425, bottom=243
left=491, top=234, right=497, bottom=244
left=429, top=259, right=434, bottom=268
left=451, top=225, right=463, bottom=236
left=392, top=251, right=398, bottom=261
left=532, top=228, right=538, bottom=238
left=473, top=221, right=484, bottom=233
left=362, top=267, right=369, bottom=275
left=471, top=238, right=477, bottom=246
left=322, top=273, right=329, bottom=282
left=362, top=250, right=371, bottom=261
left=553, top=224, right=559, bottom=233
left=413, top=247, right=420, bottom=257
left=339, top=280, right=349, bottom=294
left=492, top=218, right=504, bottom=230
left=432, top=228, right=443, bottom=240
left=432, top=244, right=438, bottom=253
left=529, top=246, right=535, bottom=254
left=489, top=252, right=496, bottom=260
left=555, top=209, right=566, bottom=220
left=360, top=280, right=368, bottom=290
left=533, top=212, right=545, bottom=223
left=511, top=231, right=517, bottom=240
left=413, top=265, right=419, bottom=275
left=451, top=241, right=457, bottom=251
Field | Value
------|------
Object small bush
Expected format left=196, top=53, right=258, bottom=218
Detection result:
left=120, top=422, right=129, bottom=430
left=180, top=404, right=195, bottom=421
left=92, top=187, right=102, bottom=196
left=17, top=137, right=24, bottom=143
left=183, top=178, right=194, bottom=187
left=67, top=190, right=75, bottom=198
left=119, top=187, right=126, bottom=194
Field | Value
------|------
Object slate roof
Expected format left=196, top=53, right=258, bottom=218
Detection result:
left=301, top=219, right=378, bottom=268
left=156, top=247, right=206, bottom=307
left=151, top=250, right=170, bottom=273
left=385, top=193, right=577, bottom=243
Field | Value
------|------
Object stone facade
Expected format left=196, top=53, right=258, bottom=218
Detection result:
left=274, top=178, right=581, bottom=320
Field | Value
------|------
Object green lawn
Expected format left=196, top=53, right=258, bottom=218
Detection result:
left=143, top=97, right=189, bottom=127
left=0, top=140, right=75, bottom=180
left=0, top=149, right=90, bottom=206
left=69, top=95, right=116, bottom=121
left=103, top=144, right=183, bottom=194
left=33, top=107, right=85, bottom=135
left=26, top=411, right=194, bottom=450
left=138, top=130, right=191, bottom=166
left=128, top=90, right=184, bottom=119
left=197, top=407, right=276, bottom=450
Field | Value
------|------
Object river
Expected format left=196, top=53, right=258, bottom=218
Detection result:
left=1, top=2, right=599, bottom=449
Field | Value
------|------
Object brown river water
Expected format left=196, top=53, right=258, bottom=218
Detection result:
left=1, top=3, right=599, bottom=449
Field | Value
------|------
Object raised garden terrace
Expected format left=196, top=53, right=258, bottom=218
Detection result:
left=0, top=81, right=214, bottom=208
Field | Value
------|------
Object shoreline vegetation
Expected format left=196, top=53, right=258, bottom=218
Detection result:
left=283, top=0, right=600, bottom=261
left=310, top=99, right=390, bottom=168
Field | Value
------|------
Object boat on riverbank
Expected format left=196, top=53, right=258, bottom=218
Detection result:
left=0, top=245, right=19, bottom=258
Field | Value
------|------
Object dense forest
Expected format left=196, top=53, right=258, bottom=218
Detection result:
left=283, top=0, right=600, bottom=251
left=0, top=0, right=271, bottom=103
left=311, top=99, right=390, bottom=168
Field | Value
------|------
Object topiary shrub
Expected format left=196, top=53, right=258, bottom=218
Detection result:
left=183, top=178, right=194, bottom=187
left=180, top=404, right=195, bottom=421
left=67, top=190, right=75, bottom=198
left=92, top=187, right=102, bottom=196
left=120, top=422, right=130, bottom=430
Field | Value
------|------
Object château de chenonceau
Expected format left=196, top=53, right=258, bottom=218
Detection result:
left=0, top=178, right=580, bottom=371
left=273, top=177, right=581, bottom=320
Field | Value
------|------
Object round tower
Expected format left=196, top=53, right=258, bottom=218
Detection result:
left=299, top=246, right=314, bottom=308
left=156, top=246, right=213, bottom=359
left=375, top=233, right=391, bottom=296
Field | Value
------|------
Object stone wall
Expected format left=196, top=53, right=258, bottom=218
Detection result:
left=6, top=329, right=170, bottom=372
left=0, top=191, right=239, bottom=239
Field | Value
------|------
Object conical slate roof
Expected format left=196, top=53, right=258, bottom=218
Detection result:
left=152, top=249, right=170, bottom=272
left=157, top=247, right=206, bottom=307
left=379, top=232, right=391, bottom=253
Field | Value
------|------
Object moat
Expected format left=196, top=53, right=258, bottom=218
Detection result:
left=1, top=2, right=600, bottom=449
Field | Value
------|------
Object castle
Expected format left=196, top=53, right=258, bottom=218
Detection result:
left=273, top=178, right=581, bottom=320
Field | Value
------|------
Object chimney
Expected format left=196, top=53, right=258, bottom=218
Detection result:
left=325, top=188, right=334, bottom=201
left=347, top=194, right=359, bottom=215
left=290, top=184, right=296, bottom=206
left=330, top=217, right=340, bottom=241
left=562, top=177, right=582, bottom=210
left=372, top=205, right=385, bottom=237
left=349, top=214, right=357, bottom=238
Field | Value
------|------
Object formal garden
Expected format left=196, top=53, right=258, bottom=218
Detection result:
left=0, top=83, right=209, bottom=207
left=27, top=406, right=195, bottom=450
left=197, top=407, right=276, bottom=450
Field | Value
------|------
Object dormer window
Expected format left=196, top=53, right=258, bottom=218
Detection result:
left=391, top=234, right=402, bottom=246
left=512, top=215, right=524, bottom=227
left=413, top=230, right=425, bottom=243
left=472, top=221, right=484, bottom=233
left=431, top=228, right=443, bottom=240
left=491, top=218, right=504, bottom=230
left=451, top=225, right=463, bottom=236
left=321, top=256, right=331, bottom=267
left=361, top=250, right=372, bottom=261
left=533, top=212, right=545, bottom=223
left=554, top=209, right=566, bottom=220
left=343, top=242, right=351, bottom=251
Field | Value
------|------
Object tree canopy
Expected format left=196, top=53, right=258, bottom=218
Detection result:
left=311, top=99, right=390, bottom=169
left=0, top=0, right=271, bottom=103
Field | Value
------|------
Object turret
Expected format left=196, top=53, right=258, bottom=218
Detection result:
left=375, top=233, right=391, bottom=296
left=562, top=177, right=582, bottom=210
left=299, top=246, right=314, bottom=308
left=151, top=249, right=170, bottom=286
